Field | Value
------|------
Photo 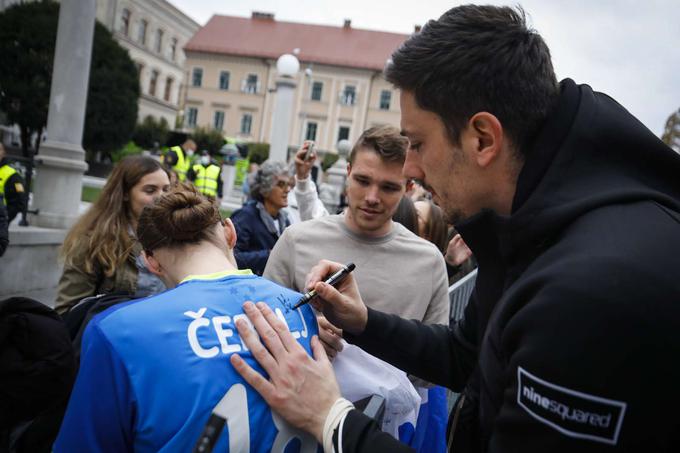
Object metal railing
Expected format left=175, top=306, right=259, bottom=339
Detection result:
left=448, top=268, right=478, bottom=323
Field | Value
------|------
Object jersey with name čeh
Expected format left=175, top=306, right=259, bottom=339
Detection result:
left=55, top=270, right=320, bottom=453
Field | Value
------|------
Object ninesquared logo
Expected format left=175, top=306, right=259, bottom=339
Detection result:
left=517, top=367, right=626, bottom=445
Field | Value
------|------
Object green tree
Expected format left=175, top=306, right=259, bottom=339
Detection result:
left=191, top=126, right=225, bottom=154
left=0, top=1, right=56, bottom=157
left=661, top=108, right=680, bottom=153
left=132, top=115, right=170, bottom=150
left=246, top=142, right=270, bottom=164
left=84, top=22, right=139, bottom=155
left=0, top=1, right=139, bottom=158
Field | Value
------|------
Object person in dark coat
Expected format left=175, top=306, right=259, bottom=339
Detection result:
left=0, top=297, right=76, bottom=452
left=230, top=161, right=293, bottom=275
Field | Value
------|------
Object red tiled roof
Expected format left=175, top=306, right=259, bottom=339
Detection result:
left=184, top=15, right=410, bottom=71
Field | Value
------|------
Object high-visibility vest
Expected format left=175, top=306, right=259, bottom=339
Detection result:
left=192, top=163, right=220, bottom=197
left=0, top=164, right=18, bottom=206
left=166, top=146, right=190, bottom=181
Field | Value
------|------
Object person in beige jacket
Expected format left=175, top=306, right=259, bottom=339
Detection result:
left=54, top=156, right=170, bottom=315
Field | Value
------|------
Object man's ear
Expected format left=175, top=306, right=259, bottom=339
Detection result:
left=467, top=112, right=504, bottom=168
left=143, top=251, right=163, bottom=277
left=346, top=162, right=352, bottom=177
left=223, top=219, right=237, bottom=249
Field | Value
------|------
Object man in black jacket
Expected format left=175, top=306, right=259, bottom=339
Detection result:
left=228, top=5, right=680, bottom=452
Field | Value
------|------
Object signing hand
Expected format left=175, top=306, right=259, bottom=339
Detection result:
left=230, top=301, right=340, bottom=443
left=304, top=260, right=368, bottom=335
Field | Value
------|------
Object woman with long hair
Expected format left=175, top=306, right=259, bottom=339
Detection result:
left=54, top=155, right=170, bottom=314
left=55, top=183, right=319, bottom=452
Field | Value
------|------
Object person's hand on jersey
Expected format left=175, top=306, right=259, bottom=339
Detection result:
left=231, top=301, right=340, bottom=443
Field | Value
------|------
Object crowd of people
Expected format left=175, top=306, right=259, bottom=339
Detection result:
left=2, top=4, right=680, bottom=453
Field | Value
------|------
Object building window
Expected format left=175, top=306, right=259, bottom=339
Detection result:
left=149, top=70, right=159, bottom=97
left=311, top=82, right=323, bottom=101
left=170, top=37, right=178, bottom=61
left=305, top=122, right=318, bottom=141
left=240, top=113, right=253, bottom=134
left=138, top=19, right=148, bottom=45
left=120, top=9, right=131, bottom=37
left=338, top=126, right=350, bottom=142
left=192, top=68, right=203, bottom=87
left=219, top=71, right=230, bottom=90
left=379, top=90, right=391, bottom=110
left=135, top=62, right=144, bottom=82
left=242, top=74, right=258, bottom=94
left=186, top=107, right=198, bottom=128
left=214, top=111, right=225, bottom=131
left=340, top=85, right=356, bottom=106
left=154, top=29, right=163, bottom=53
left=164, top=77, right=173, bottom=102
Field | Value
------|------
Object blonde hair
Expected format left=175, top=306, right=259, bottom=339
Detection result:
left=61, top=156, right=167, bottom=277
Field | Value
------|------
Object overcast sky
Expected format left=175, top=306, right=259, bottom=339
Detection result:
left=168, top=0, right=680, bottom=136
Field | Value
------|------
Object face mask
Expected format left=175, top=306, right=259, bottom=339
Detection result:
left=186, top=150, right=195, bottom=157
left=201, top=156, right=210, bottom=166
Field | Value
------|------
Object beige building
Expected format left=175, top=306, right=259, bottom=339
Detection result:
left=96, top=0, right=199, bottom=125
left=183, top=13, right=410, bottom=153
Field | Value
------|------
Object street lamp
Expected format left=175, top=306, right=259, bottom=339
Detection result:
left=269, top=53, right=299, bottom=162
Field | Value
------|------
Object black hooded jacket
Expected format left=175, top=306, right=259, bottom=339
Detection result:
left=340, top=80, right=680, bottom=452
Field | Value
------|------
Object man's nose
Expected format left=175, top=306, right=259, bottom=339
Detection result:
left=365, top=185, right=380, bottom=204
left=402, top=150, right=424, bottom=181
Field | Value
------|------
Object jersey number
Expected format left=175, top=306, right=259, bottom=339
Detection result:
left=221, top=383, right=317, bottom=452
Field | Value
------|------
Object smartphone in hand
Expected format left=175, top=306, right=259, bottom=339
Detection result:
left=303, top=142, right=315, bottom=161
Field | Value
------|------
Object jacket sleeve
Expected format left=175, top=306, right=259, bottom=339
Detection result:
left=345, top=298, right=479, bottom=391
left=0, top=200, right=8, bottom=257
left=335, top=410, right=416, bottom=452
left=54, top=245, right=99, bottom=315
left=231, top=210, right=270, bottom=275
left=54, top=322, right=134, bottom=453
left=263, top=228, right=296, bottom=289
left=4, top=172, right=27, bottom=222
left=294, top=178, right=328, bottom=222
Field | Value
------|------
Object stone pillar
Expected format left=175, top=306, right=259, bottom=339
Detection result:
left=319, top=139, right=351, bottom=213
left=32, top=0, right=95, bottom=229
left=269, top=77, right=297, bottom=163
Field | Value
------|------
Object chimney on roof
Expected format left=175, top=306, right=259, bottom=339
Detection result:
left=414, top=24, right=422, bottom=33
left=343, top=19, right=351, bottom=29
left=252, top=11, right=275, bottom=20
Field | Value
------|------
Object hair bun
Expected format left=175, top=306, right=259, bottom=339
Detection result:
left=159, top=191, right=216, bottom=241
left=137, top=183, right=222, bottom=251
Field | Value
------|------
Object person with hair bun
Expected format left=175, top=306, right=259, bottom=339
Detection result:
left=55, top=155, right=171, bottom=315
left=55, top=183, right=320, bottom=453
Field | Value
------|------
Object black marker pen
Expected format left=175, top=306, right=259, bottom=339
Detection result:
left=292, top=262, right=355, bottom=310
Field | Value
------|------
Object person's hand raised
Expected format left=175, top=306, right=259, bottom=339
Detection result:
left=294, top=141, right=316, bottom=181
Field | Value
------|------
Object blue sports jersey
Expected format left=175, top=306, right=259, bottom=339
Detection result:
left=55, top=270, right=321, bottom=453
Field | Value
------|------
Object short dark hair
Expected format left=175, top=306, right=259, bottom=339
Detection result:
left=385, top=5, right=559, bottom=154
left=348, top=125, right=408, bottom=165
